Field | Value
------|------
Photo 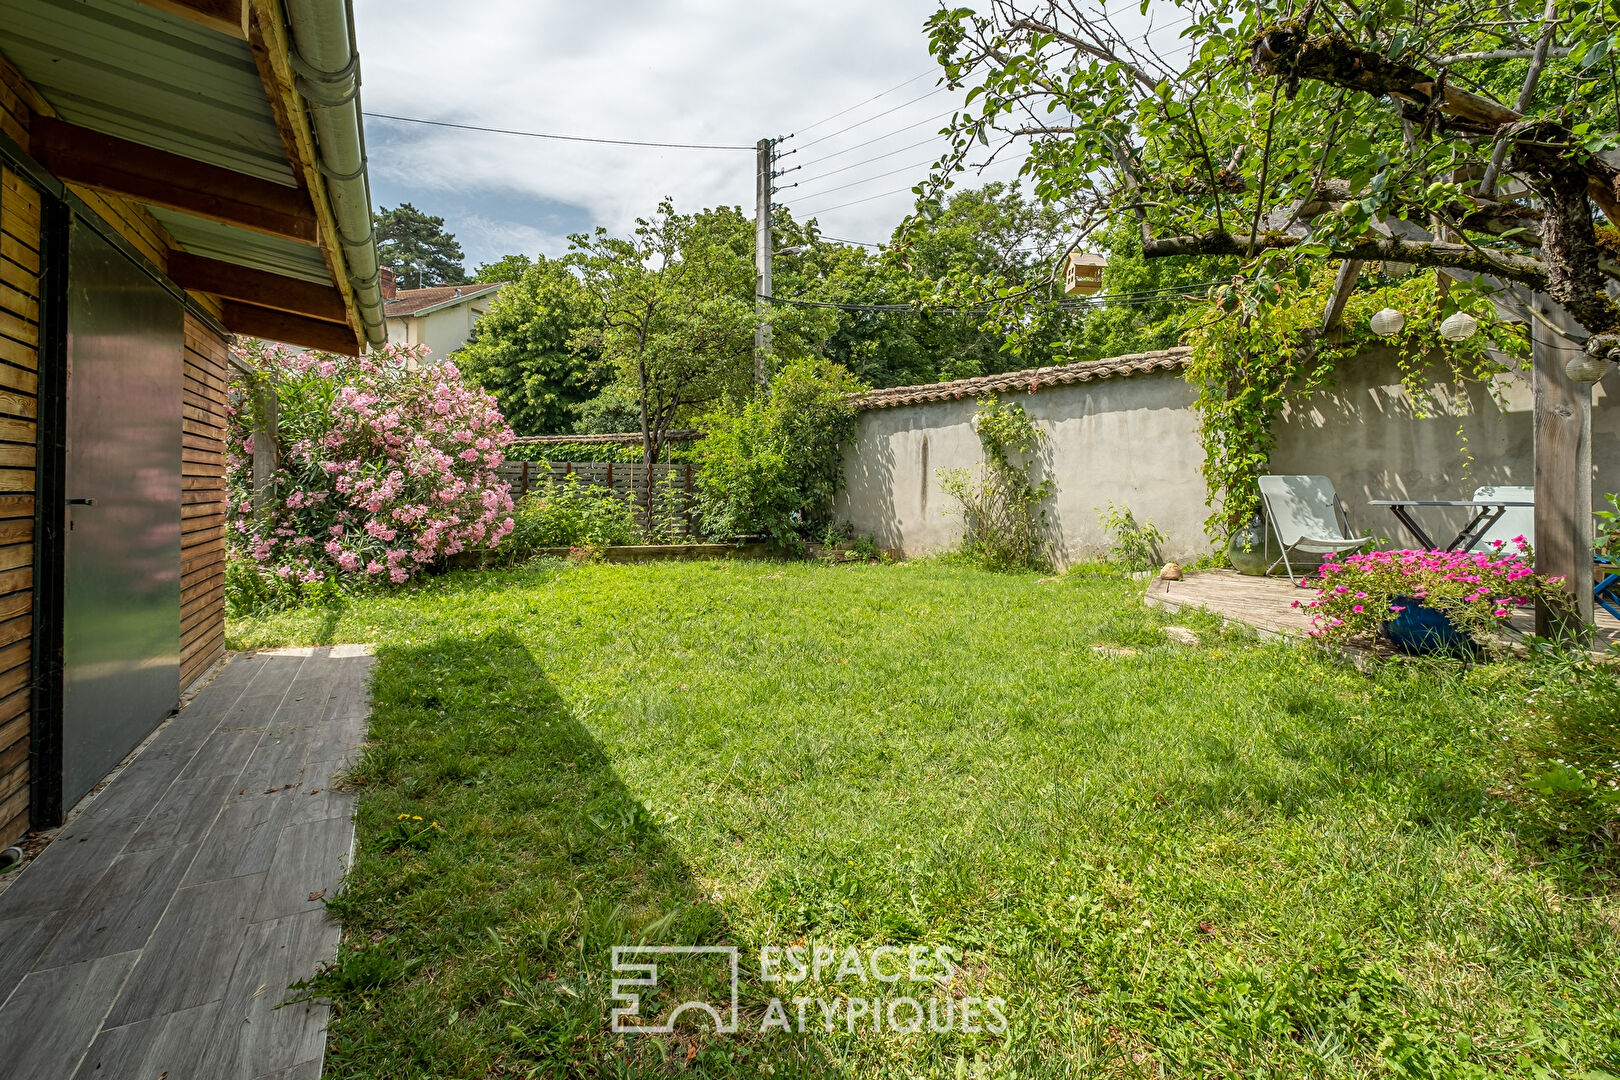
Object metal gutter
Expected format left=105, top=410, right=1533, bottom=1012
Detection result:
left=280, top=0, right=386, bottom=348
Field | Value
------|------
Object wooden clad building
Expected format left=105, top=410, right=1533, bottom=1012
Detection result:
left=0, top=0, right=384, bottom=844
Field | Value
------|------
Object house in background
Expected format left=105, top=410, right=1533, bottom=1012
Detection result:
left=381, top=267, right=503, bottom=360
left=0, top=0, right=385, bottom=845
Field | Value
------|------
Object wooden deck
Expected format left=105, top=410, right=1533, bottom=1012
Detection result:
left=1146, top=570, right=1620, bottom=651
left=0, top=645, right=373, bottom=1080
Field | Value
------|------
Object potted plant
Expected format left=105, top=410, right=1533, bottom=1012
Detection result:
left=1292, top=540, right=1572, bottom=655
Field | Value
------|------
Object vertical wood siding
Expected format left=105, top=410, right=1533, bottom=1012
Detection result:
left=0, top=165, right=38, bottom=846
left=180, top=316, right=227, bottom=690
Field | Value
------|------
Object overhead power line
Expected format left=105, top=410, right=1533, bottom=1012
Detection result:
left=791, top=133, right=947, bottom=189
left=790, top=68, right=937, bottom=137
left=363, top=112, right=755, bottom=151
left=793, top=86, right=951, bottom=152
left=795, top=151, right=1032, bottom=215
left=820, top=235, right=885, bottom=248
left=797, top=107, right=960, bottom=168
left=791, top=157, right=940, bottom=201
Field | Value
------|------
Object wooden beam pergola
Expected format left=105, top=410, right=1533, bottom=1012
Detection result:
left=220, top=301, right=362, bottom=356
left=167, top=251, right=347, bottom=324
left=29, top=116, right=318, bottom=245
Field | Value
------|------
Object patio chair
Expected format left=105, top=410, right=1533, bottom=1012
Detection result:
left=1467, top=485, right=1534, bottom=553
left=1597, top=556, right=1620, bottom=622
left=1256, top=475, right=1373, bottom=586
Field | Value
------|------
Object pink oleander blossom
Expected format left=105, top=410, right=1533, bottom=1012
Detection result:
left=226, top=340, right=516, bottom=585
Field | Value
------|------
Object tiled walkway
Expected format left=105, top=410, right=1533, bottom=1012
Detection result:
left=0, top=645, right=373, bottom=1080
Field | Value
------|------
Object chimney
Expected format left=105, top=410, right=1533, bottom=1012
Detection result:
left=379, top=266, right=397, bottom=300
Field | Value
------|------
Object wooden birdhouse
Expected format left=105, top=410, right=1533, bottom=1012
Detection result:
left=1064, top=252, right=1106, bottom=296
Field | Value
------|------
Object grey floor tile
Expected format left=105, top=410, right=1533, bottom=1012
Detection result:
left=252, top=817, right=354, bottom=923
left=34, top=843, right=199, bottom=969
left=0, top=950, right=138, bottom=1080
left=103, top=872, right=264, bottom=1028
left=124, top=773, right=238, bottom=853
left=183, top=793, right=292, bottom=887
left=234, top=735, right=310, bottom=799
left=178, top=723, right=268, bottom=781
left=68, top=999, right=221, bottom=1080
left=0, top=829, right=126, bottom=918
left=251, top=1059, right=323, bottom=1080
left=202, top=909, right=337, bottom=1078
left=0, top=912, right=66, bottom=1007
left=283, top=777, right=354, bottom=829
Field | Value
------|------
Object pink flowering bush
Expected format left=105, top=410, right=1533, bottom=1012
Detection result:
left=1294, top=539, right=1572, bottom=645
left=227, top=341, right=516, bottom=594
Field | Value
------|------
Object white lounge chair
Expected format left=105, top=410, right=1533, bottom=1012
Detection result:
left=1466, top=485, right=1533, bottom=553
left=1257, top=475, right=1373, bottom=586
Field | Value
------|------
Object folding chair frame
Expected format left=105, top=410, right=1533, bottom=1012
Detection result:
left=1259, top=485, right=1372, bottom=587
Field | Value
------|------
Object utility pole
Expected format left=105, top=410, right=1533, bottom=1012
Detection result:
left=754, top=137, right=773, bottom=389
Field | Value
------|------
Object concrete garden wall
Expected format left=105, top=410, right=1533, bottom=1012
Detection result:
left=836, top=348, right=1620, bottom=565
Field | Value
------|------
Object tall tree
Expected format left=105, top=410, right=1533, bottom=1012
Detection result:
left=374, top=203, right=467, bottom=289
left=924, top=0, right=1620, bottom=361
left=569, top=200, right=759, bottom=468
left=453, top=257, right=598, bottom=435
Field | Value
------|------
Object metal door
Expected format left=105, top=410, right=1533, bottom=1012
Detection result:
left=61, top=219, right=183, bottom=808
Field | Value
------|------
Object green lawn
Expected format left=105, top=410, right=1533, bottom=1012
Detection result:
left=231, top=559, right=1620, bottom=1079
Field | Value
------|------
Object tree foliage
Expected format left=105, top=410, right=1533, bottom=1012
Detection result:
left=375, top=203, right=468, bottom=289
left=692, top=357, right=867, bottom=548
left=568, top=200, right=767, bottom=467
left=471, top=253, right=534, bottom=284
left=453, top=257, right=599, bottom=435
left=924, top=0, right=1620, bottom=363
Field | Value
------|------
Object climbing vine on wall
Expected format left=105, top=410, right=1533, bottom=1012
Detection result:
left=938, top=396, right=1054, bottom=570
left=1184, top=266, right=1527, bottom=541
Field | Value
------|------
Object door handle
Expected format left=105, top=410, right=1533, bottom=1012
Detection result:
left=66, top=498, right=96, bottom=506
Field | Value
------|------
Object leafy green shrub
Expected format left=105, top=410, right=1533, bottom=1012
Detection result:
left=506, top=473, right=639, bottom=552
left=693, top=357, right=865, bottom=548
left=225, top=556, right=347, bottom=616
left=938, top=396, right=1053, bottom=571
left=1096, top=501, right=1167, bottom=571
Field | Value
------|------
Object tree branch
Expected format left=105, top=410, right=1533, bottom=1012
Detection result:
left=1142, top=230, right=1548, bottom=288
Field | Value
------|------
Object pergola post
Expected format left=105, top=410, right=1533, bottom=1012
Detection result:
left=1530, top=296, right=1594, bottom=637
left=250, top=383, right=279, bottom=520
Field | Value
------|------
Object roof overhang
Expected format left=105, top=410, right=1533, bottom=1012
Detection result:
left=0, top=0, right=384, bottom=354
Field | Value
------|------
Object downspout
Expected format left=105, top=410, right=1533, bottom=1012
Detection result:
left=281, top=0, right=387, bottom=348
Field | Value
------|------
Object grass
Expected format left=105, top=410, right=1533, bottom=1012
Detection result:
left=231, top=559, right=1620, bottom=1079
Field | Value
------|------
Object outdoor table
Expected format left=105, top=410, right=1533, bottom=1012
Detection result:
left=1367, top=498, right=1534, bottom=552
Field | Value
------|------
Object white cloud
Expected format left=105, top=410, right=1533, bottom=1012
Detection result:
left=353, top=2, right=1194, bottom=266
left=353, top=0, right=1009, bottom=262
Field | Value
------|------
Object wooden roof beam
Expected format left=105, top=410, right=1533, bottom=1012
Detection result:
left=168, top=251, right=346, bottom=324
left=131, top=0, right=249, bottom=40
left=30, top=116, right=318, bottom=245
left=220, top=302, right=362, bottom=356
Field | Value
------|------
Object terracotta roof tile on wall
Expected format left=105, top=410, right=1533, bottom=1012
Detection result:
left=849, top=347, right=1192, bottom=411
left=383, top=282, right=505, bottom=317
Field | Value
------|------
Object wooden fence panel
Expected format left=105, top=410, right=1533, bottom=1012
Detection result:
left=497, top=461, right=701, bottom=537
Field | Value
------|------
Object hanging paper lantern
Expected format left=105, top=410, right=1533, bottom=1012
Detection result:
left=1370, top=307, right=1406, bottom=336
left=1438, top=310, right=1479, bottom=342
left=1565, top=353, right=1609, bottom=383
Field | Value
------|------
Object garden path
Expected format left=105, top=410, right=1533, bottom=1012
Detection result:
left=0, top=645, right=373, bottom=1080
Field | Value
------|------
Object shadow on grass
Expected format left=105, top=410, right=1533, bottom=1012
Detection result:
left=317, top=629, right=847, bottom=1080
